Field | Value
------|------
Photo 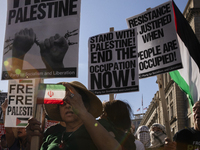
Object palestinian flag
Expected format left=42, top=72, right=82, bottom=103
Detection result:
left=37, top=84, right=66, bottom=104
left=16, top=118, right=29, bottom=126
left=169, top=1, right=200, bottom=110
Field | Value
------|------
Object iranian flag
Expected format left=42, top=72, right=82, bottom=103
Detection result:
left=169, top=1, right=200, bottom=110
left=37, top=84, right=66, bottom=104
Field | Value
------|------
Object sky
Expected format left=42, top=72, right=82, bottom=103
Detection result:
left=0, top=0, right=189, bottom=116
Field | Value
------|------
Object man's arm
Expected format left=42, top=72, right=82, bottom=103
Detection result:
left=1, top=99, right=16, bottom=147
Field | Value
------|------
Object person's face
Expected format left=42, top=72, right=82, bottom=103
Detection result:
left=17, top=128, right=27, bottom=138
left=59, top=101, right=81, bottom=123
left=193, top=102, right=200, bottom=128
left=1, top=138, right=7, bottom=148
left=151, top=127, right=162, bottom=133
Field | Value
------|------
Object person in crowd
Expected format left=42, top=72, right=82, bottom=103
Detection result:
left=173, top=100, right=200, bottom=150
left=26, top=109, right=66, bottom=149
left=147, top=123, right=167, bottom=150
left=130, top=124, right=145, bottom=150
left=1, top=99, right=28, bottom=150
left=26, top=81, right=121, bottom=150
left=1, top=134, right=8, bottom=150
left=135, top=125, right=150, bottom=148
left=100, top=100, right=136, bottom=150
left=43, top=121, right=66, bottom=140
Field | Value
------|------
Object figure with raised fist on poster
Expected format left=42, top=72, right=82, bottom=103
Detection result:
left=11, top=28, right=36, bottom=73
left=39, top=34, right=69, bottom=70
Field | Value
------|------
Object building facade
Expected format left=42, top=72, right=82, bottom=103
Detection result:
left=139, top=0, right=200, bottom=137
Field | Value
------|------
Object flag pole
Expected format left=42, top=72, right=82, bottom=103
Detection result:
left=157, top=74, right=172, bottom=140
left=109, top=27, right=114, bottom=102
left=30, top=78, right=43, bottom=150
left=142, top=94, right=143, bottom=114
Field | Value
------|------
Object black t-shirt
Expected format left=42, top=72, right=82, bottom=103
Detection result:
left=44, top=123, right=66, bottom=140
left=173, top=127, right=200, bottom=150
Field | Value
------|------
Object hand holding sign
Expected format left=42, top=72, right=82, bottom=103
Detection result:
left=39, top=34, right=69, bottom=70
left=1, top=99, right=8, bottom=114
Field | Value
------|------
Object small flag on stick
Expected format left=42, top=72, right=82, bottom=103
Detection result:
left=37, top=84, right=66, bottom=104
left=143, top=107, right=148, bottom=110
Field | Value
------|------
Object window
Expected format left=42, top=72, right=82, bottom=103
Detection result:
left=169, top=91, right=172, bottom=101
left=170, top=105, right=174, bottom=120
left=166, top=98, right=168, bottom=105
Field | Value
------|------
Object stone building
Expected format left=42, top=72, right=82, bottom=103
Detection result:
left=139, top=0, right=200, bottom=137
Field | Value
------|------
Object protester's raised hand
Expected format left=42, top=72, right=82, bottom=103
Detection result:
left=1, top=99, right=8, bottom=112
left=164, top=137, right=176, bottom=150
left=62, top=82, right=88, bottom=117
left=12, top=28, right=36, bottom=59
left=39, top=34, right=69, bottom=70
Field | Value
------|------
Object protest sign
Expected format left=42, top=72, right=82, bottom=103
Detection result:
left=0, top=93, right=7, bottom=123
left=88, top=28, right=139, bottom=95
left=126, top=1, right=182, bottom=78
left=2, top=0, right=81, bottom=80
left=5, top=79, right=35, bottom=127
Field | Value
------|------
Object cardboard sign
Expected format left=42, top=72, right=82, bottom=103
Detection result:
left=88, top=28, right=139, bottom=95
left=2, top=0, right=81, bottom=80
left=5, top=79, right=35, bottom=127
left=126, top=1, right=182, bottom=78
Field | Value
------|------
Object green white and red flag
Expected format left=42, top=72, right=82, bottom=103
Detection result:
left=37, top=84, right=66, bottom=104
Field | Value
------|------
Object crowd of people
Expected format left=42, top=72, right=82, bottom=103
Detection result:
left=0, top=81, right=199, bottom=150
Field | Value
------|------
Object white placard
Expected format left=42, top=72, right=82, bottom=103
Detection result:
left=5, top=79, right=35, bottom=127
left=88, top=28, right=139, bottom=95
left=126, top=1, right=182, bottom=78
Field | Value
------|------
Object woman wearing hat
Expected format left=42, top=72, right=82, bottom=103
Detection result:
left=27, top=81, right=121, bottom=150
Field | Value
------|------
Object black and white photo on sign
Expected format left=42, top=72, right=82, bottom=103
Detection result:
left=2, top=0, right=81, bottom=80
left=88, top=28, right=139, bottom=95
left=126, top=1, right=182, bottom=79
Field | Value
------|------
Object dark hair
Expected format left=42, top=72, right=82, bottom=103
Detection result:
left=103, top=100, right=133, bottom=130
left=1, top=134, right=6, bottom=140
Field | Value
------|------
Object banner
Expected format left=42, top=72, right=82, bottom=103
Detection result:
left=5, top=79, right=35, bottom=127
left=2, top=0, right=81, bottom=80
left=126, top=1, right=182, bottom=78
left=88, top=28, right=139, bottom=95
left=0, top=93, right=7, bottom=123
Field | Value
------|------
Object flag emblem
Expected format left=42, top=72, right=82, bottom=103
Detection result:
left=48, top=91, right=54, bottom=97
left=16, top=118, right=29, bottom=126
left=37, top=84, right=66, bottom=104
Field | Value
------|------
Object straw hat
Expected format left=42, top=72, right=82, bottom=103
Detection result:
left=44, top=81, right=103, bottom=121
